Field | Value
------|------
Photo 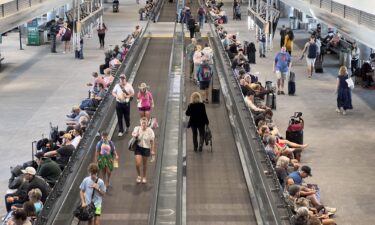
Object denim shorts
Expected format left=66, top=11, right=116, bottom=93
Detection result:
left=135, top=145, right=151, bottom=157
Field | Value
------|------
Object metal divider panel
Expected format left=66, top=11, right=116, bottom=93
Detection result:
left=18, top=0, right=30, bottom=10
left=321, top=0, right=331, bottom=11
left=360, top=11, right=375, bottom=30
left=344, top=6, right=360, bottom=24
left=331, top=1, right=344, bottom=17
left=4, top=1, right=17, bottom=17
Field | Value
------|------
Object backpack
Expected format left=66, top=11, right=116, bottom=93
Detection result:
left=198, top=7, right=205, bottom=16
left=97, top=140, right=115, bottom=155
left=307, top=43, right=317, bottom=59
left=198, top=65, right=212, bottom=81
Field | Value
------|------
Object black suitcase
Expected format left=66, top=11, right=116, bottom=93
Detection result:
left=266, top=93, right=276, bottom=110
left=315, top=60, right=323, bottom=73
left=286, top=130, right=303, bottom=145
left=211, top=88, right=220, bottom=103
left=288, top=81, right=296, bottom=95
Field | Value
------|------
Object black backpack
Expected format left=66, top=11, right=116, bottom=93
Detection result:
left=307, top=43, right=317, bottom=59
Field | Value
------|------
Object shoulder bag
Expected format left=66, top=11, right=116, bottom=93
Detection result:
left=74, top=178, right=98, bottom=221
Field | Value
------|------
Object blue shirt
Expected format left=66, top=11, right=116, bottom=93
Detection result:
left=80, top=176, right=106, bottom=208
left=288, top=171, right=303, bottom=185
left=274, top=52, right=291, bottom=73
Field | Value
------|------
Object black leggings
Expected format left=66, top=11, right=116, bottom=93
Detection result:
left=116, top=102, right=130, bottom=132
left=98, top=33, right=105, bottom=47
left=191, top=125, right=205, bottom=149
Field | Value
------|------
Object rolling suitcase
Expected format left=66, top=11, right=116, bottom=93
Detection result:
left=211, top=77, right=220, bottom=104
left=315, top=60, right=323, bottom=73
left=286, top=130, right=303, bottom=145
left=266, top=93, right=276, bottom=110
left=288, top=71, right=296, bottom=95
left=286, top=112, right=304, bottom=144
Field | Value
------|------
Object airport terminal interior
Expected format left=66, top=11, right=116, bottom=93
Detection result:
left=0, top=0, right=374, bottom=224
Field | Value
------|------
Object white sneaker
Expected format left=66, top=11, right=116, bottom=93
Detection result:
left=336, top=108, right=341, bottom=113
left=62, top=51, right=66, bottom=54
left=342, top=111, right=346, bottom=115
left=118, top=132, right=123, bottom=137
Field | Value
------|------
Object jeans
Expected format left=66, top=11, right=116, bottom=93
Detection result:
left=191, top=125, right=205, bottom=149
left=116, top=102, right=130, bottom=132
left=199, top=16, right=205, bottom=29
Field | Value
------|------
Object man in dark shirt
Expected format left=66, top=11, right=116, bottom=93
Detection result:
left=44, top=133, right=75, bottom=169
left=35, top=152, right=62, bottom=187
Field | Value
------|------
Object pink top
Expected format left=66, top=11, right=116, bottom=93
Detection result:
left=104, top=76, right=114, bottom=87
left=137, top=91, right=153, bottom=108
left=94, top=76, right=107, bottom=88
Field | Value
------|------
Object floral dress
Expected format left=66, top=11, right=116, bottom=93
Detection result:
left=96, top=140, right=115, bottom=171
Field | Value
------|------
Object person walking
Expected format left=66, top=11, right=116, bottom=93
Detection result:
left=186, top=38, right=197, bottom=80
left=351, top=41, right=360, bottom=75
left=94, top=131, right=118, bottom=188
left=131, top=117, right=156, bottom=184
left=137, top=83, right=154, bottom=120
left=201, top=43, right=214, bottom=68
left=112, top=74, right=135, bottom=137
left=193, top=45, right=204, bottom=82
left=273, top=46, right=292, bottom=95
left=97, top=23, right=107, bottom=49
left=336, top=66, right=353, bottom=115
left=197, top=7, right=205, bottom=29
left=300, top=36, right=317, bottom=78
left=79, top=163, right=106, bottom=225
left=258, top=33, right=266, bottom=58
left=187, top=17, right=196, bottom=39
left=284, top=29, right=294, bottom=55
left=279, top=25, right=287, bottom=48
left=49, top=20, right=58, bottom=53
left=185, top=92, right=209, bottom=152
left=60, top=23, right=72, bottom=54
left=197, top=59, right=213, bottom=103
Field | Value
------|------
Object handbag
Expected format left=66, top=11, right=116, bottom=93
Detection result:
left=74, top=178, right=98, bottom=221
left=345, top=77, right=354, bottom=90
left=204, top=125, right=213, bottom=151
left=128, top=137, right=139, bottom=151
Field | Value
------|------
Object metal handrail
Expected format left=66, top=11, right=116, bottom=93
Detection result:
left=148, top=20, right=184, bottom=225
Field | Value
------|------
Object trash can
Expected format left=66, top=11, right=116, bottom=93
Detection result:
left=39, top=30, right=48, bottom=44
left=289, top=17, right=297, bottom=30
left=339, top=48, right=351, bottom=69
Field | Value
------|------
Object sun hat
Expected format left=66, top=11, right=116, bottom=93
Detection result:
left=138, top=82, right=149, bottom=89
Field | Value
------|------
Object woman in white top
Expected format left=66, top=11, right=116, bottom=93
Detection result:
left=351, top=41, right=360, bottom=75
left=131, top=117, right=155, bottom=184
left=193, top=45, right=204, bottom=82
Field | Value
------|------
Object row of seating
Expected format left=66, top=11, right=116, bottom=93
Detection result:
left=1, top=27, right=142, bottom=225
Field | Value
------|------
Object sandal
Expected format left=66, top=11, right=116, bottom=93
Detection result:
left=136, top=176, right=142, bottom=183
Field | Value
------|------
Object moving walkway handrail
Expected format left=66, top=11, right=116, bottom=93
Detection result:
left=148, top=22, right=185, bottom=225
left=206, top=15, right=292, bottom=225
left=35, top=17, right=153, bottom=225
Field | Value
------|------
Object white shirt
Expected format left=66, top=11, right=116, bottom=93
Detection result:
left=132, top=126, right=155, bottom=149
left=71, top=135, right=82, bottom=148
left=202, top=47, right=214, bottom=64
left=112, top=83, right=134, bottom=103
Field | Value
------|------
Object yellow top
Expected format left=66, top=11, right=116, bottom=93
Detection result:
left=284, top=35, right=293, bottom=52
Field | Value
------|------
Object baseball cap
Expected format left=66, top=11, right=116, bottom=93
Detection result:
left=21, top=167, right=36, bottom=175
left=301, top=165, right=312, bottom=176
